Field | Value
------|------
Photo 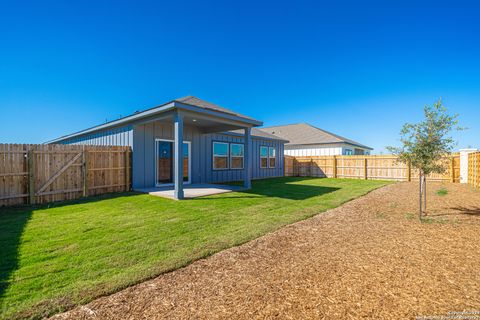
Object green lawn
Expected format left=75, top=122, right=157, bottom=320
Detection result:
left=0, top=177, right=389, bottom=319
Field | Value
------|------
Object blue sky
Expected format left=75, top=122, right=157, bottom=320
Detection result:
left=1, top=0, right=479, bottom=153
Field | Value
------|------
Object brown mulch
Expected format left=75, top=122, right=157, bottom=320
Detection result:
left=52, top=182, right=480, bottom=320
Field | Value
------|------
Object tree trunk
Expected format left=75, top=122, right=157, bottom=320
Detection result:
left=423, top=175, right=427, bottom=215
left=419, top=171, right=423, bottom=219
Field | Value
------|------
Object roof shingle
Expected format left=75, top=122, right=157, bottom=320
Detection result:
left=175, top=96, right=258, bottom=121
left=258, top=123, right=372, bottom=149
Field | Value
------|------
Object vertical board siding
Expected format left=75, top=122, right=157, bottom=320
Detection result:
left=131, top=121, right=285, bottom=189
left=59, top=125, right=133, bottom=147
left=58, top=120, right=286, bottom=189
left=202, top=133, right=284, bottom=184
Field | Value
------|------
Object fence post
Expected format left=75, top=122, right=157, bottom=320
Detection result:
left=364, top=157, right=368, bottom=180
left=407, top=161, right=412, bottom=182
left=125, top=149, right=130, bottom=191
left=450, top=156, right=455, bottom=183
left=333, top=156, right=337, bottom=178
left=475, top=153, right=478, bottom=188
left=82, top=148, right=89, bottom=197
left=28, top=149, right=35, bottom=205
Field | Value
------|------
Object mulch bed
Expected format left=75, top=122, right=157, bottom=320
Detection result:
left=52, top=182, right=480, bottom=320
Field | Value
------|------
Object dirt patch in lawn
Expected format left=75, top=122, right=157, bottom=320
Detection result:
left=52, top=182, right=480, bottom=320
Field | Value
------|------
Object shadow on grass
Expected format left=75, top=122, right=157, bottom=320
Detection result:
left=0, top=192, right=140, bottom=302
left=208, top=177, right=341, bottom=200
left=0, top=207, right=32, bottom=301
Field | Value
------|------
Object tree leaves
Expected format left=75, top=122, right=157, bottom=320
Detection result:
left=387, top=99, right=463, bottom=175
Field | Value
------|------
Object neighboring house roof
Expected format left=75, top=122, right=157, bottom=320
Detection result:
left=226, top=128, right=289, bottom=142
left=258, top=123, right=373, bottom=150
left=47, top=96, right=262, bottom=144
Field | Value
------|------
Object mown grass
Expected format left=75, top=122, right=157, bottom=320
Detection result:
left=0, top=177, right=389, bottom=319
left=436, top=187, right=449, bottom=196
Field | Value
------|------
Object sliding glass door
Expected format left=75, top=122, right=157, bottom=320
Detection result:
left=155, top=139, right=190, bottom=186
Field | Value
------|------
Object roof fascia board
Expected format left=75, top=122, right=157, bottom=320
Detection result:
left=178, top=109, right=260, bottom=130
left=129, top=110, right=175, bottom=127
left=46, top=102, right=176, bottom=143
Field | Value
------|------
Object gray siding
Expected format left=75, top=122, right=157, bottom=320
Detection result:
left=132, top=121, right=284, bottom=189
left=132, top=122, right=203, bottom=189
left=204, top=132, right=284, bottom=184
left=59, top=121, right=285, bottom=189
left=58, top=125, right=133, bottom=146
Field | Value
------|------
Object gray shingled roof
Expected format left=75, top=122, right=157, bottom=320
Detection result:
left=258, top=123, right=372, bottom=149
left=175, top=96, right=258, bottom=121
left=227, top=128, right=289, bottom=142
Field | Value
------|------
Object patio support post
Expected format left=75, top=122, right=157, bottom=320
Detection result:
left=174, top=111, right=184, bottom=200
left=244, top=127, right=252, bottom=189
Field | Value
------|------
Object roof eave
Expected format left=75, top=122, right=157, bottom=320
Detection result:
left=46, top=102, right=176, bottom=144
left=46, top=101, right=262, bottom=144
left=174, top=101, right=263, bottom=127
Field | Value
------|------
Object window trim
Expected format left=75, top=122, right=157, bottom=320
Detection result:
left=260, top=146, right=268, bottom=168
left=268, top=146, right=276, bottom=168
left=212, top=141, right=230, bottom=170
left=230, top=143, right=244, bottom=170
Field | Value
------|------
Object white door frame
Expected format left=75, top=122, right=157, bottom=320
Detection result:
left=155, top=138, right=191, bottom=187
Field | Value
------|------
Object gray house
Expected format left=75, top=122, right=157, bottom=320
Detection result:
left=48, top=96, right=287, bottom=199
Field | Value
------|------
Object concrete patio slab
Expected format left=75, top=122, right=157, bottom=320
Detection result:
left=136, top=183, right=245, bottom=199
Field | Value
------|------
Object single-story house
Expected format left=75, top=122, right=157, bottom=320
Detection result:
left=47, top=96, right=287, bottom=199
left=258, top=123, right=372, bottom=156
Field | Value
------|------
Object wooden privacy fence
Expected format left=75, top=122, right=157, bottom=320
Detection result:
left=0, top=144, right=131, bottom=207
left=284, top=154, right=461, bottom=183
left=468, top=152, right=480, bottom=189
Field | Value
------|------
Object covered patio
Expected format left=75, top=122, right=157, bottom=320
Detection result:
left=132, top=96, right=263, bottom=200
left=137, top=183, right=245, bottom=200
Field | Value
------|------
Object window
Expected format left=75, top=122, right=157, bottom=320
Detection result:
left=268, top=147, right=276, bottom=168
left=344, top=148, right=353, bottom=155
left=354, top=148, right=364, bottom=155
left=260, top=146, right=268, bottom=168
left=213, top=142, right=229, bottom=169
left=230, top=143, right=244, bottom=169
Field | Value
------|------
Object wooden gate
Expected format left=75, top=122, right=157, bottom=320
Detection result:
left=0, top=144, right=131, bottom=207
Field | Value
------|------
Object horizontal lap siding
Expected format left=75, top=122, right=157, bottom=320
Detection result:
left=284, top=144, right=371, bottom=156
left=285, top=145, right=342, bottom=156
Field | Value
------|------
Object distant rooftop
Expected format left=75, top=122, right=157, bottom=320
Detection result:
left=258, top=123, right=372, bottom=149
left=227, top=128, right=289, bottom=142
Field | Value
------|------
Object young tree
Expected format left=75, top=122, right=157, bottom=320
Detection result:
left=387, top=99, right=462, bottom=219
